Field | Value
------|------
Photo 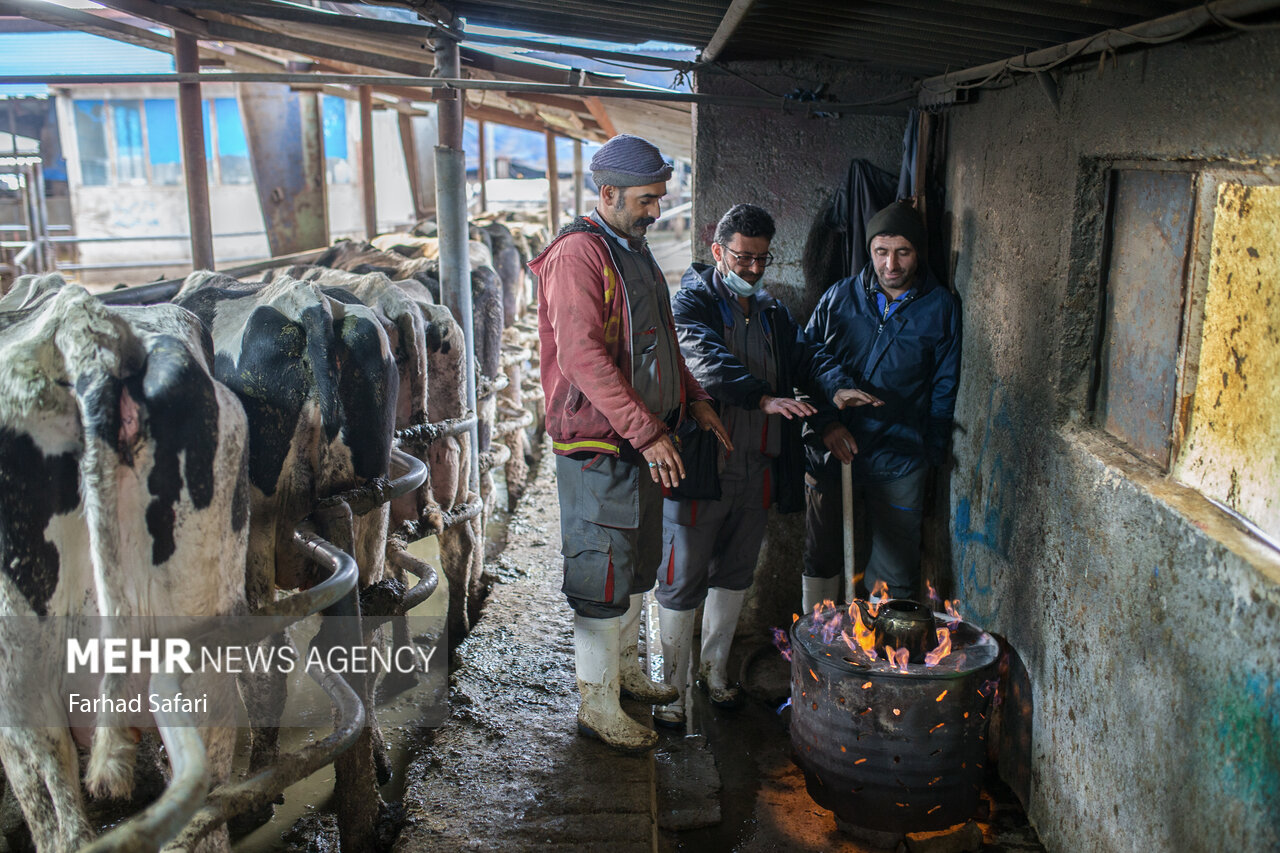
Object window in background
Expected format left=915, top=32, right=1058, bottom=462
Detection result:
left=1172, top=182, right=1280, bottom=543
left=73, top=99, right=108, bottom=186
left=322, top=94, right=350, bottom=184
left=144, top=98, right=181, bottom=185
left=213, top=97, right=252, bottom=184
left=1093, top=164, right=1280, bottom=544
left=111, top=100, right=146, bottom=184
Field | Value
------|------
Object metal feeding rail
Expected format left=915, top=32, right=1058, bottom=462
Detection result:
left=81, top=446, right=449, bottom=850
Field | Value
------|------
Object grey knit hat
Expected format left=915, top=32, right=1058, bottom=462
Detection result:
left=866, top=201, right=927, bottom=256
left=590, top=134, right=674, bottom=188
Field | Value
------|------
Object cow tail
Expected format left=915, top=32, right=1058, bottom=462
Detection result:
left=76, top=364, right=139, bottom=800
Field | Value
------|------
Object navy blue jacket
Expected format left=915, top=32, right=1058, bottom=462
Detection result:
left=805, top=263, right=961, bottom=483
left=672, top=263, right=855, bottom=513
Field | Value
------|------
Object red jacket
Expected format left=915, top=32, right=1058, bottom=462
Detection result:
left=530, top=217, right=709, bottom=457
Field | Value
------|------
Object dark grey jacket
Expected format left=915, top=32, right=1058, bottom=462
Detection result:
left=671, top=263, right=855, bottom=513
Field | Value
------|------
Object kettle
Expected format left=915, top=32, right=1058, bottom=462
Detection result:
left=852, top=598, right=937, bottom=664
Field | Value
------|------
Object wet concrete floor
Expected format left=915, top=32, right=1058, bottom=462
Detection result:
left=386, top=445, right=1047, bottom=853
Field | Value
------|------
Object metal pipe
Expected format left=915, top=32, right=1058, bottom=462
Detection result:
left=394, top=493, right=484, bottom=542
left=44, top=230, right=266, bottom=244
left=702, top=0, right=759, bottom=63
left=359, top=85, right=377, bottom=239
left=78, top=671, right=211, bottom=853
left=394, top=414, right=477, bottom=446
left=545, top=130, right=560, bottom=234
left=316, top=447, right=428, bottom=517
left=83, top=525, right=363, bottom=850
left=434, top=33, right=480, bottom=497
left=477, top=118, right=488, bottom=213
left=0, top=73, right=911, bottom=115
left=174, top=33, right=214, bottom=271
left=572, top=137, right=583, bottom=218
left=920, top=0, right=1280, bottom=96
left=96, top=246, right=332, bottom=304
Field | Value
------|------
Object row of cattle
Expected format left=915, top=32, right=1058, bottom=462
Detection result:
left=0, top=217, right=546, bottom=851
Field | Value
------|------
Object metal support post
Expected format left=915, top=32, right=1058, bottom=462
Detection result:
left=545, top=130, right=560, bottom=233
left=476, top=119, right=488, bottom=213
left=572, top=137, right=584, bottom=218
left=433, top=32, right=480, bottom=494
left=174, top=33, right=214, bottom=271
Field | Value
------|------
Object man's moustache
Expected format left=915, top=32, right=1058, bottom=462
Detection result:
left=636, top=217, right=656, bottom=228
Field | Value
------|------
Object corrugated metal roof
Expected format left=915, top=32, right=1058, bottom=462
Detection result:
left=388, top=0, right=1208, bottom=75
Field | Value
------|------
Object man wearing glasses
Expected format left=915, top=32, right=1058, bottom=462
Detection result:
left=530, top=134, right=730, bottom=752
left=801, top=201, right=961, bottom=609
left=652, top=203, right=880, bottom=727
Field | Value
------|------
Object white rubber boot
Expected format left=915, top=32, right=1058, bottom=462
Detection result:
left=802, top=575, right=841, bottom=614
left=699, top=587, right=747, bottom=708
left=653, top=605, right=696, bottom=728
left=574, top=614, right=657, bottom=752
left=619, top=593, right=679, bottom=704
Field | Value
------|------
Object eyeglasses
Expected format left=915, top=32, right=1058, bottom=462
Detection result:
left=720, top=245, right=774, bottom=268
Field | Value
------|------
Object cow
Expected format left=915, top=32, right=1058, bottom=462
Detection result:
left=273, top=265, right=484, bottom=645
left=172, top=271, right=398, bottom=845
left=0, top=275, right=249, bottom=851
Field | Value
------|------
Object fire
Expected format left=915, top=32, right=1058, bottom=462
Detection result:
left=944, top=599, right=962, bottom=627
left=869, top=580, right=889, bottom=611
left=885, top=646, right=909, bottom=670
left=926, top=580, right=941, bottom=608
left=850, top=604, right=878, bottom=658
left=770, top=626, right=792, bottom=662
left=935, top=689, right=948, bottom=702
left=924, top=627, right=952, bottom=667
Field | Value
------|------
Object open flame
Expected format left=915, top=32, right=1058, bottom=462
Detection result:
left=806, top=592, right=969, bottom=672
left=770, top=626, right=792, bottom=662
left=924, top=627, right=952, bottom=667
left=944, top=599, right=962, bottom=629
left=885, top=646, right=910, bottom=670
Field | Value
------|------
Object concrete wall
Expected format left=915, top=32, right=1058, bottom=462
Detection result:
left=942, top=30, right=1280, bottom=852
left=690, top=61, right=909, bottom=635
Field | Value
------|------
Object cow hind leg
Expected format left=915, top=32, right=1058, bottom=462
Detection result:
left=86, top=722, right=137, bottom=801
left=0, top=728, right=94, bottom=851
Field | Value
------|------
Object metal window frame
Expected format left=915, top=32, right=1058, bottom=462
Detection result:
left=1090, top=158, right=1280, bottom=473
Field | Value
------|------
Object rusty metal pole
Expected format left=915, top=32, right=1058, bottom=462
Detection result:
left=572, top=137, right=583, bottom=218
left=434, top=32, right=479, bottom=494
left=174, top=34, right=214, bottom=271
left=359, top=85, right=376, bottom=239
left=476, top=119, right=488, bottom=214
left=545, top=130, right=559, bottom=234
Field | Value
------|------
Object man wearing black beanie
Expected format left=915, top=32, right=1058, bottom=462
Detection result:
left=800, top=201, right=961, bottom=608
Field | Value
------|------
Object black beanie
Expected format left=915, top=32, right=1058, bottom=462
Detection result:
left=866, top=201, right=927, bottom=257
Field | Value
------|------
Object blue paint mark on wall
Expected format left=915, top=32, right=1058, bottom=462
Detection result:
left=1215, top=672, right=1280, bottom=837
left=953, top=382, right=1016, bottom=621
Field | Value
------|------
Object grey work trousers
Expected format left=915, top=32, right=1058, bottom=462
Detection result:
left=655, top=472, right=769, bottom=612
left=802, top=466, right=927, bottom=600
left=555, top=452, right=663, bottom=618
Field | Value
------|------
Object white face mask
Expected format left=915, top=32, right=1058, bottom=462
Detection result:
left=720, top=265, right=764, bottom=298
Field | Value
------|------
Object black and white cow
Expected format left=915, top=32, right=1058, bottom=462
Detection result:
left=173, top=272, right=397, bottom=780
left=0, top=275, right=249, bottom=851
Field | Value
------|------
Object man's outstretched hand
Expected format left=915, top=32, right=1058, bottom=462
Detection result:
left=833, top=388, right=884, bottom=409
left=760, top=394, right=816, bottom=420
left=689, top=400, right=733, bottom=452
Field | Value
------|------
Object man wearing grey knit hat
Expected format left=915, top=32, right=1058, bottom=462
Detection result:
left=528, top=133, right=731, bottom=752
left=799, top=200, right=961, bottom=611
